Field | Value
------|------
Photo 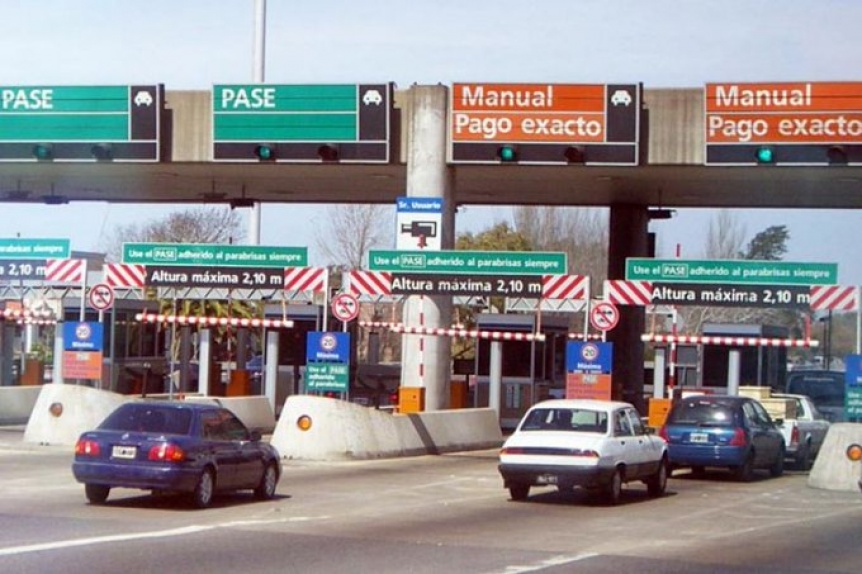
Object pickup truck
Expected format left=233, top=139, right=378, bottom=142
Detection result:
left=771, top=393, right=831, bottom=470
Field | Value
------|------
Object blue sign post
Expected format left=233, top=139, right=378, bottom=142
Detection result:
left=305, top=332, right=350, bottom=393
left=845, top=354, right=862, bottom=421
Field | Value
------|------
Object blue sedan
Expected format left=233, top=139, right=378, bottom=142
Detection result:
left=660, top=395, right=785, bottom=481
left=72, top=401, right=281, bottom=508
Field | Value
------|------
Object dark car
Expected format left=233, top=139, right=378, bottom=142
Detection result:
left=72, top=401, right=281, bottom=508
left=786, top=370, right=846, bottom=422
left=659, top=395, right=785, bottom=481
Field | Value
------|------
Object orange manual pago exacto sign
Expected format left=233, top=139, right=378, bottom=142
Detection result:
left=705, top=82, right=862, bottom=144
left=451, top=83, right=609, bottom=143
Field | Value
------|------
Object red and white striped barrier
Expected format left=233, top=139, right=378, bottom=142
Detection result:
left=2, top=308, right=55, bottom=321
left=105, top=263, right=146, bottom=288
left=46, top=258, right=85, bottom=283
left=605, top=280, right=652, bottom=305
left=543, top=274, right=589, bottom=299
left=135, top=313, right=294, bottom=329
left=389, top=324, right=545, bottom=342
left=641, top=333, right=819, bottom=348
left=283, top=267, right=327, bottom=293
left=809, top=285, right=858, bottom=311
left=567, top=333, right=606, bottom=341
left=348, top=270, right=392, bottom=296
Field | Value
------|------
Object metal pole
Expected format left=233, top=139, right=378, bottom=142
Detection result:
left=856, top=286, right=861, bottom=355
left=249, top=0, right=266, bottom=246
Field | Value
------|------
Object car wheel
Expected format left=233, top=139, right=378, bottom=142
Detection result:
left=508, top=484, right=530, bottom=501
left=85, top=484, right=110, bottom=504
left=604, top=468, right=623, bottom=505
left=647, top=459, right=668, bottom=497
left=191, top=468, right=215, bottom=509
left=254, top=462, right=279, bottom=500
left=733, top=453, right=755, bottom=482
left=770, top=447, right=785, bottom=478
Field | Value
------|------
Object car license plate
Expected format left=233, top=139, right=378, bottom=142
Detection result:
left=536, top=474, right=558, bottom=485
left=689, top=432, right=709, bottom=444
left=112, top=445, right=137, bottom=459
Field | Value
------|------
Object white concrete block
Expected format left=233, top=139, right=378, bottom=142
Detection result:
left=807, top=423, right=862, bottom=492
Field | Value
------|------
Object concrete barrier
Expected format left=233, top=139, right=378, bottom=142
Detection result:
left=271, top=395, right=504, bottom=461
left=184, top=396, right=276, bottom=433
left=807, top=423, right=862, bottom=492
left=24, top=384, right=130, bottom=446
left=0, top=386, right=42, bottom=424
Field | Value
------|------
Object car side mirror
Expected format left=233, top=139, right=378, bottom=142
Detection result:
left=249, top=430, right=262, bottom=442
left=774, top=418, right=784, bottom=426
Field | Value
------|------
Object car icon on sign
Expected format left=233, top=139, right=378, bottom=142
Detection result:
left=610, top=90, right=632, bottom=107
left=133, top=91, right=153, bottom=107
left=362, top=90, right=383, bottom=106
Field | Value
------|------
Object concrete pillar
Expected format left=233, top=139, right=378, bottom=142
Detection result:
left=198, top=329, right=211, bottom=396
left=179, top=325, right=192, bottom=394
left=53, top=324, right=64, bottom=384
left=0, top=324, right=13, bottom=385
left=728, top=349, right=741, bottom=395
left=607, top=204, right=649, bottom=411
left=489, top=341, right=503, bottom=420
left=400, top=85, right=454, bottom=411
left=653, top=347, right=667, bottom=399
left=265, top=330, right=279, bottom=411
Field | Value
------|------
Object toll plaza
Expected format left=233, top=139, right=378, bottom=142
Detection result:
left=2, top=80, right=862, bottom=436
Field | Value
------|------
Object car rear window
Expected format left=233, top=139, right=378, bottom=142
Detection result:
left=786, top=373, right=845, bottom=407
left=520, top=407, right=608, bottom=433
left=667, top=399, right=738, bottom=427
left=99, top=404, right=193, bottom=435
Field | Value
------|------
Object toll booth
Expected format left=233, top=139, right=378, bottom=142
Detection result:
left=473, top=313, right=569, bottom=429
left=61, top=299, right=167, bottom=394
left=700, top=323, right=789, bottom=392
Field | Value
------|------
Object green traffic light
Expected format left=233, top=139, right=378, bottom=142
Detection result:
left=254, top=145, right=274, bottom=161
left=497, top=146, right=516, bottom=162
left=32, top=144, right=53, bottom=160
left=756, top=146, right=775, bottom=164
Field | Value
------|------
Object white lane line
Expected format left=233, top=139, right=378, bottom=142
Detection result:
left=492, top=553, right=599, bottom=574
left=0, top=516, right=326, bottom=557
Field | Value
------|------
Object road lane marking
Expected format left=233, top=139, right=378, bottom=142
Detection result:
left=0, top=516, right=326, bottom=557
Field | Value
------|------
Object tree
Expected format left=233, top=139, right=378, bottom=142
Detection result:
left=740, top=225, right=789, bottom=260
left=315, top=204, right=393, bottom=269
left=101, top=206, right=245, bottom=262
left=456, top=221, right=531, bottom=252
left=705, top=209, right=747, bottom=259
left=513, top=206, right=608, bottom=293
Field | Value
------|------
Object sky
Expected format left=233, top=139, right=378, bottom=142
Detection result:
left=2, top=0, right=862, bottom=282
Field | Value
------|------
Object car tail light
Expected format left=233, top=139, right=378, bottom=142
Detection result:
left=500, top=447, right=526, bottom=455
left=570, top=449, right=600, bottom=458
left=658, top=426, right=669, bottom=442
left=75, top=439, right=101, bottom=457
left=790, top=425, right=800, bottom=447
left=148, top=443, right=185, bottom=462
left=729, top=428, right=748, bottom=447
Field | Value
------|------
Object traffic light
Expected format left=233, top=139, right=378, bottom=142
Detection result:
left=755, top=146, right=775, bottom=164
left=91, top=143, right=113, bottom=161
left=496, top=145, right=517, bottom=162
left=254, top=144, right=275, bottom=161
left=317, top=144, right=339, bottom=162
left=827, top=145, right=848, bottom=165
left=32, top=144, right=53, bottom=161
left=564, top=146, right=586, bottom=164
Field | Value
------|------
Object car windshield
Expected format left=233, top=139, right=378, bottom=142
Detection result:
left=667, top=399, right=737, bottom=427
left=99, top=404, right=193, bottom=435
left=519, top=407, right=608, bottom=433
left=787, top=374, right=845, bottom=407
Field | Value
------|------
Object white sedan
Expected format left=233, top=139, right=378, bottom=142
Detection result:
left=498, top=399, right=668, bottom=504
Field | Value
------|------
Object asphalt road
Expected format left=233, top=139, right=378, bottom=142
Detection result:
left=0, top=427, right=860, bottom=574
